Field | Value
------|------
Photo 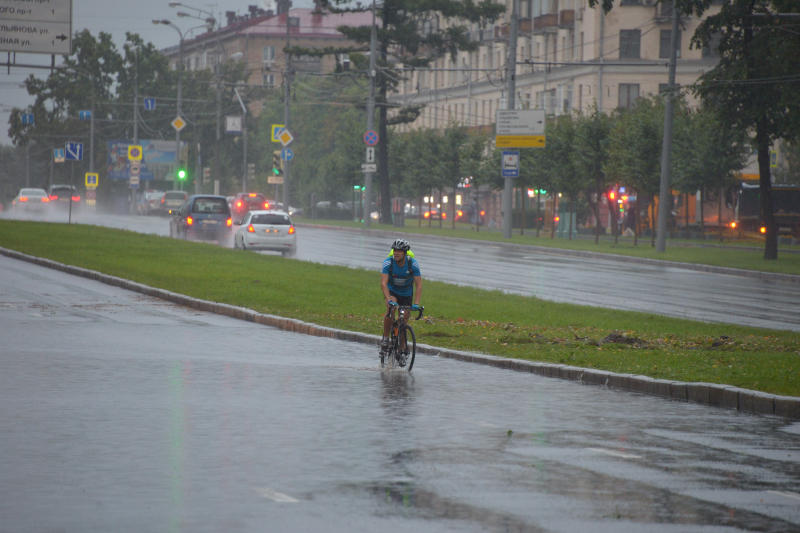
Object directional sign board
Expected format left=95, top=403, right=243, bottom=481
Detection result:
left=65, top=142, right=83, bottom=161
left=495, top=109, right=546, bottom=148
left=0, top=0, right=72, bottom=55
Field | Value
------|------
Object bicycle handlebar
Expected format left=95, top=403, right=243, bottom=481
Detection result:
left=387, top=301, right=424, bottom=320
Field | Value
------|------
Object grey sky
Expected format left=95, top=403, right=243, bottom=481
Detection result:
left=0, top=0, right=312, bottom=146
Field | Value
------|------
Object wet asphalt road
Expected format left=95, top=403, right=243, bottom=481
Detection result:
left=1, top=254, right=799, bottom=532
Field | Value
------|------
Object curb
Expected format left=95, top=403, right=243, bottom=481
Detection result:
left=3, top=246, right=799, bottom=420
left=297, top=223, right=800, bottom=284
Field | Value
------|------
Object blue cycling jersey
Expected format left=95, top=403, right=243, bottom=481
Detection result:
left=382, top=256, right=421, bottom=297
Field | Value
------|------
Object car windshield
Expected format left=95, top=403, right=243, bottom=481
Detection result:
left=22, top=189, right=46, bottom=197
left=164, top=192, right=186, bottom=200
left=251, top=213, right=290, bottom=225
left=193, top=198, right=228, bottom=214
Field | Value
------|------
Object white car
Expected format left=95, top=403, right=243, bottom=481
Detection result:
left=11, top=187, right=50, bottom=213
left=233, top=210, right=296, bottom=256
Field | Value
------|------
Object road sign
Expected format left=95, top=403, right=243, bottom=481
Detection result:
left=495, top=110, right=546, bottom=148
left=0, top=0, right=72, bottom=55
left=79, top=110, right=91, bottom=120
left=271, top=124, right=285, bottom=142
left=366, top=147, right=375, bottom=163
left=278, top=128, right=294, bottom=146
left=225, top=115, right=242, bottom=134
left=21, top=113, right=34, bottom=125
left=363, top=130, right=379, bottom=146
left=171, top=116, right=186, bottom=132
left=502, top=150, right=520, bottom=178
left=65, top=142, right=83, bottom=161
left=53, top=148, right=65, bottom=163
left=85, top=172, right=99, bottom=189
left=268, top=176, right=284, bottom=184
left=130, top=162, right=141, bottom=177
left=127, top=145, right=143, bottom=161
left=129, top=175, right=140, bottom=188
left=281, top=147, right=294, bottom=161
left=361, top=163, right=377, bottom=172
left=144, top=98, right=156, bottom=111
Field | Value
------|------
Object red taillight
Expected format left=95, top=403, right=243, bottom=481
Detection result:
left=730, top=221, right=737, bottom=229
left=554, top=216, right=560, bottom=222
left=480, top=210, right=485, bottom=216
left=264, top=202, right=269, bottom=209
left=456, top=210, right=463, bottom=218
left=247, top=224, right=255, bottom=233
left=49, top=194, right=58, bottom=201
left=288, top=226, right=295, bottom=234
left=186, top=216, right=194, bottom=226
left=423, top=212, right=430, bottom=219
left=442, top=212, right=447, bottom=219
left=19, top=196, right=28, bottom=202
left=236, top=201, right=243, bottom=208
left=72, top=195, right=80, bottom=202
left=41, top=197, right=50, bottom=203
left=226, top=218, right=233, bottom=227
left=161, top=197, right=165, bottom=204
left=760, top=226, right=767, bottom=234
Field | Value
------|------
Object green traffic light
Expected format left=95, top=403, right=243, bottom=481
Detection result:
left=273, top=167, right=280, bottom=175
left=177, top=168, right=187, bottom=180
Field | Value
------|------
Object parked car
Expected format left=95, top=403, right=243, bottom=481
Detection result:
left=230, top=192, right=271, bottom=222
left=137, top=190, right=164, bottom=215
left=169, top=195, right=232, bottom=244
left=11, top=187, right=50, bottom=214
left=233, top=209, right=296, bottom=256
left=160, top=190, right=188, bottom=214
left=423, top=206, right=446, bottom=220
left=48, top=184, right=81, bottom=211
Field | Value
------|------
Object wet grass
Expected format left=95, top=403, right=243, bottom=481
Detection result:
left=1, top=219, right=798, bottom=397
left=300, top=217, right=800, bottom=276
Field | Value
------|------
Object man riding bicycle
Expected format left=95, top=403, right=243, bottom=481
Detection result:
left=380, top=238, right=422, bottom=359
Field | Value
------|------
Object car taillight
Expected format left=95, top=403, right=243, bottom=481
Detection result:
left=161, top=197, right=165, bottom=204
left=187, top=216, right=194, bottom=226
left=456, top=210, right=463, bottom=218
left=226, top=218, right=233, bottom=227
left=19, top=196, right=28, bottom=202
left=760, top=226, right=767, bottom=234
left=236, top=201, right=243, bottom=208
left=248, top=193, right=257, bottom=198
left=264, top=202, right=269, bottom=209
left=730, top=221, right=737, bottom=229
left=423, top=212, right=430, bottom=219
left=49, top=194, right=58, bottom=200
left=72, top=195, right=80, bottom=202
left=247, top=224, right=255, bottom=233
left=441, top=212, right=447, bottom=219
left=41, top=197, right=50, bottom=203
left=288, top=226, right=295, bottom=235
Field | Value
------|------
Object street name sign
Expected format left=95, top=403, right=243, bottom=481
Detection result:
left=0, top=0, right=72, bottom=55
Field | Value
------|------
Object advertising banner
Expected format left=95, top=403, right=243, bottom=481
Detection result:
left=107, top=140, right=187, bottom=181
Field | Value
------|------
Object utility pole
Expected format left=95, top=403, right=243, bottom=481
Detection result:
left=364, top=0, right=377, bottom=228
left=655, top=2, right=680, bottom=252
left=282, top=13, right=296, bottom=210
left=235, top=87, right=247, bottom=192
left=502, top=0, right=518, bottom=239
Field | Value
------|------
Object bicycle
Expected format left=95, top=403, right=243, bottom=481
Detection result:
left=382, top=302, right=424, bottom=371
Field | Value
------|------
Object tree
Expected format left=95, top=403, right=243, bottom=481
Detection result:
left=690, top=0, right=800, bottom=259
left=572, top=108, right=613, bottom=244
left=318, top=0, right=506, bottom=223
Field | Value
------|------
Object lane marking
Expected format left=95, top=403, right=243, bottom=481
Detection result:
left=254, top=487, right=299, bottom=503
left=767, top=490, right=800, bottom=502
left=586, top=447, right=642, bottom=460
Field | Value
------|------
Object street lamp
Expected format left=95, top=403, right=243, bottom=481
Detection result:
left=152, top=18, right=185, bottom=189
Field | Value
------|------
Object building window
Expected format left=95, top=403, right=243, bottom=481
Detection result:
left=659, top=29, right=681, bottom=58
left=618, top=83, right=640, bottom=109
left=263, top=46, right=275, bottom=62
left=619, top=29, right=641, bottom=59
left=263, top=73, right=275, bottom=87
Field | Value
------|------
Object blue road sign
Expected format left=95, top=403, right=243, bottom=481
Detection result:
left=144, top=98, right=156, bottom=111
left=281, top=147, right=294, bottom=161
left=53, top=148, right=65, bottom=161
left=79, top=110, right=92, bottom=120
left=65, top=142, right=83, bottom=161
left=21, top=113, right=34, bottom=125
left=501, top=150, right=520, bottom=178
left=363, top=130, right=379, bottom=146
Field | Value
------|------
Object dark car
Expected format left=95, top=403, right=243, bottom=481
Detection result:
left=160, top=190, right=189, bottom=215
left=230, top=192, right=271, bottom=223
left=48, top=184, right=81, bottom=211
left=169, top=195, right=233, bottom=244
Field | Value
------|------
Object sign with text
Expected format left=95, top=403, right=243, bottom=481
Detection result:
left=495, top=109, right=546, bottom=148
left=0, top=0, right=72, bottom=54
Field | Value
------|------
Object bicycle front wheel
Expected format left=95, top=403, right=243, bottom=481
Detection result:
left=400, top=324, right=416, bottom=371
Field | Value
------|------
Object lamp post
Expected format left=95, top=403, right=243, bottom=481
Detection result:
left=152, top=18, right=186, bottom=190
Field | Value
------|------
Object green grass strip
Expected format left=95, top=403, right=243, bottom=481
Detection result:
left=1, top=219, right=798, bottom=397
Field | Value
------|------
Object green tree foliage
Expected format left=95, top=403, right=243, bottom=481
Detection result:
left=572, top=108, right=612, bottom=243
left=317, top=0, right=506, bottom=223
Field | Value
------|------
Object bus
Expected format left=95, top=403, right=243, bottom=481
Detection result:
left=734, top=183, right=800, bottom=238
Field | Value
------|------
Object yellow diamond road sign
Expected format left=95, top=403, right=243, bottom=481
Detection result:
left=171, top=116, right=186, bottom=132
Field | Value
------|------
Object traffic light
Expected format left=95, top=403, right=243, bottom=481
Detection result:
left=272, top=151, right=282, bottom=176
left=177, top=167, right=187, bottom=181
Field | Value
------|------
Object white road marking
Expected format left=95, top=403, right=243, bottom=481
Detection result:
left=586, top=447, right=642, bottom=460
left=767, top=490, right=800, bottom=502
left=254, top=487, right=299, bottom=503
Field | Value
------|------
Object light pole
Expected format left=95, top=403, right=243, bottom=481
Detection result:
left=152, top=19, right=186, bottom=190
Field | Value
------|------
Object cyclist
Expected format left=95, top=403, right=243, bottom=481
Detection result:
left=380, top=238, right=422, bottom=362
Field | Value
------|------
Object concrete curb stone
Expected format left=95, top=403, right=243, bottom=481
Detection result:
left=3, top=245, right=799, bottom=420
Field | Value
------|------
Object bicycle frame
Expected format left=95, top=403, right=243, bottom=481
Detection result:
left=382, top=303, right=424, bottom=371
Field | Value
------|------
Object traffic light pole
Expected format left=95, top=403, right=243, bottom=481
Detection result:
left=363, top=0, right=377, bottom=228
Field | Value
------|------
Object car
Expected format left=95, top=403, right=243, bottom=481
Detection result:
left=11, top=187, right=50, bottom=213
left=137, top=190, right=164, bottom=215
left=230, top=192, right=271, bottom=223
left=48, top=184, right=81, bottom=211
left=160, top=190, right=188, bottom=214
left=169, top=194, right=233, bottom=244
left=423, top=206, right=446, bottom=220
left=233, top=209, right=296, bottom=256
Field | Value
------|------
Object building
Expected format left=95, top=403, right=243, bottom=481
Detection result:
left=390, top=0, right=720, bottom=132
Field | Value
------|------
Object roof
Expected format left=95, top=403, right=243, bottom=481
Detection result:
left=240, top=8, right=374, bottom=40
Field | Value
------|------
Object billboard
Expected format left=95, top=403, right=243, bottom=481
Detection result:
left=107, top=140, right=187, bottom=181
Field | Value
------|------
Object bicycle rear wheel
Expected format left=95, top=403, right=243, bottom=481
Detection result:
left=399, top=324, right=416, bottom=371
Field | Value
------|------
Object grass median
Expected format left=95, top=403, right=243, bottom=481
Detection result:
left=1, top=219, right=798, bottom=397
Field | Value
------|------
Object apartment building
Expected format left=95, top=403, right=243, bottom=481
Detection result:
left=390, top=0, right=721, bottom=132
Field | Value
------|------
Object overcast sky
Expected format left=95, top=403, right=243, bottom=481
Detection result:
left=0, top=0, right=313, bottom=146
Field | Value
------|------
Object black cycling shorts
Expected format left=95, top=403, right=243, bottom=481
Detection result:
left=389, top=291, right=412, bottom=306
